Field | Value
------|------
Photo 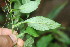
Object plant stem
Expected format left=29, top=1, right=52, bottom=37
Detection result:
left=12, top=21, right=26, bottom=28
left=9, top=1, right=14, bottom=32
left=17, top=31, right=26, bottom=38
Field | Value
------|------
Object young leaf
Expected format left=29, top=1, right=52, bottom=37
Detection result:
left=24, top=16, right=61, bottom=31
left=24, top=37, right=34, bottom=47
left=19, top=1, right=41, bottom=13
left=13, top=1, right=21, bottom=24
left=14, top=1, right=21, bottom=15
left=25, top=27, right=39, bottom=37
left=36, top=35, right=53, bottom=47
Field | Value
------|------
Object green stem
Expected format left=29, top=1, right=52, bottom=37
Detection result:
left=12, top=21, right=26, bottom=28
left=17, top=31, right=26, bottom=38
left=9, top=1, right=14, bottom=32
left=10, top=9, right=19, bottom=13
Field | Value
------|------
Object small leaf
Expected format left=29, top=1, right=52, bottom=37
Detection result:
left=25, top=27, right=39, bottom=37
left=36, top=35, right=53, bottom=47
left=24, top=16, right=61, bottom=31
left=14, top=1, right=21, bottom=15
left=24, top=37, right=34, bottom=47
left=19, top=1, right=41, bottom=13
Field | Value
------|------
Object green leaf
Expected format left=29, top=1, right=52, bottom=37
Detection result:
left=36, top=34, right=53, bottom=47
left=47, top=1, right=68, bottom=19
left=19, top=1, right=41, bottom=13
left=25, top=27, right=39, bottom=37
left=24, top=37, right=34, bottom=47
left=14, top=1, right=21, bottom=15
left=48, top=43, right=61, bottom=47
left=24, top=16, right=61, bottom=31
left=22, top=0, right=31, bottom=4
left=13, top=0, right=21, bottom=23
left=36, top=0, right=41, bottom=4
left=53, top=30, right=70, bottom=44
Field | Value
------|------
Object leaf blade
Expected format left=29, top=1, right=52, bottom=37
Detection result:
left=36, top=34, right=53, bottom=47
left=25, top=27, right=39, bottom=37
left=24, top=16, right=61, bottom=31
left=24, top=37, right=34, bottom=47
